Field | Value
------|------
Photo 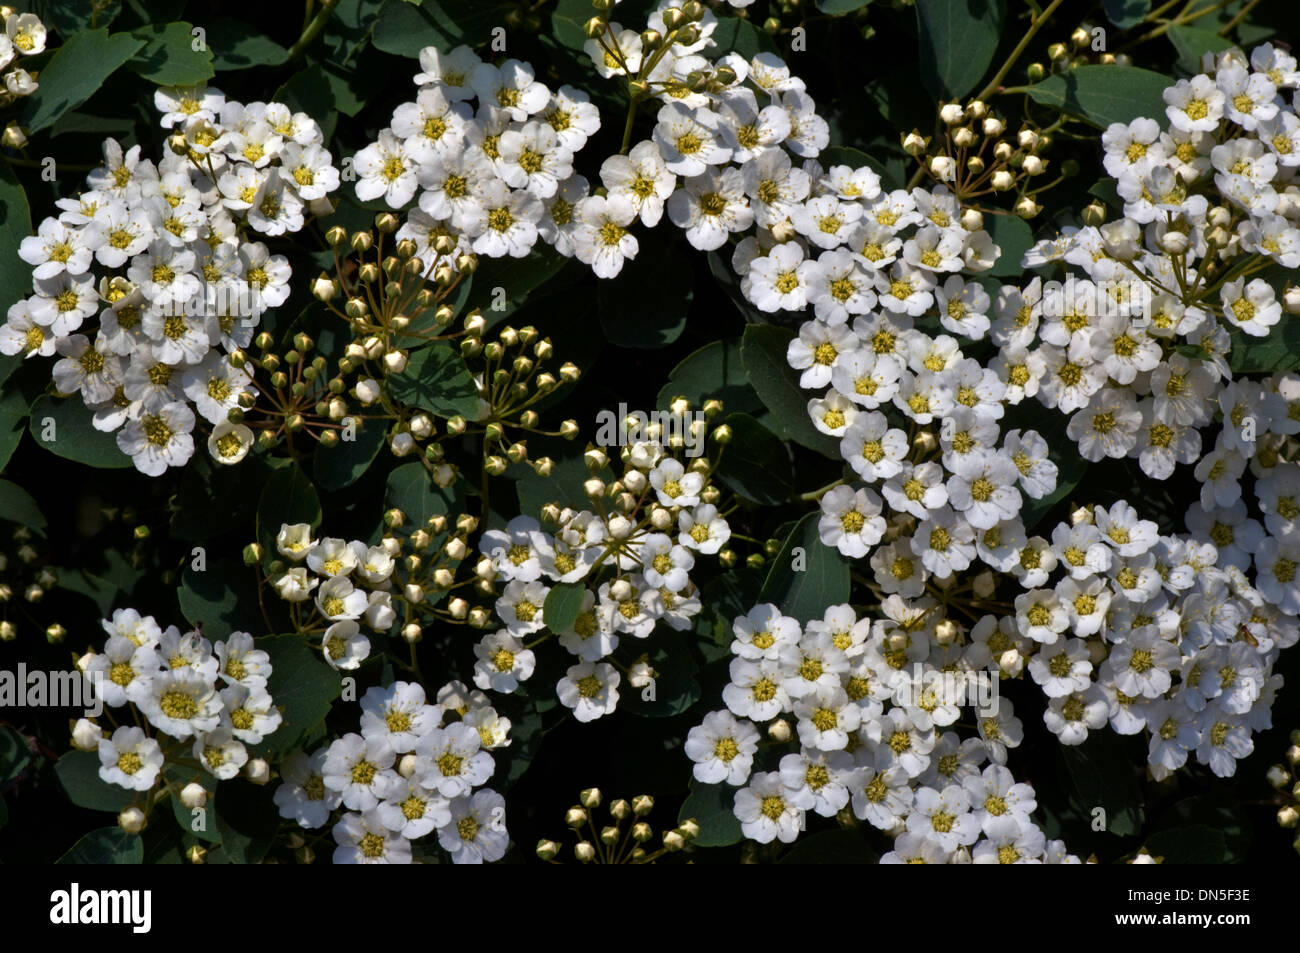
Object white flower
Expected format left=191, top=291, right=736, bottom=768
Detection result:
left=556, top=661, right=620, bottom=722
left=600, top=140, right=676, bottom=226
left=818, top=485, right=886, bottom=558
left=685, top=710, right=760, bottom=785
left=653, top=101, right=731, bottom=176
left=332, top=809, right=411, bottom=864
left=470, top=58, right=549, bottom=121
left=322, top=619, right=371, bottom=671
left=132, top=668, right=222, bottom=739
left=439, top=790, right=510, bottom=864
left=571, top=194, right=638, bottom=278
left=274, top=749, right=342, bottom=828
left=97, top=726, right=163, bottom=791
left=194, top=727, right=249, bottom=780
left=354, top=129, right=419, bottom=207
left=734, top=771, right=808, bottom=843
left=1221, top=276, right=1282, bottom=336
left=324, top=733, right=397, bottom=811
left=473, top=630, right=536, bottom=693
left=746, top=241, right=816, bottom=312
left=667, top=167, right=753, bottom=251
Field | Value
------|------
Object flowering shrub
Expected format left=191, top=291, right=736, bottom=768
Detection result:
left=0, top=0, right=1298, bottom=869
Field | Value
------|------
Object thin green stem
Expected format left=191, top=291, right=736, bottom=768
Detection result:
left=287, top=0, right=341, bottom=62
left=975, top=0, right=1066, bottom=102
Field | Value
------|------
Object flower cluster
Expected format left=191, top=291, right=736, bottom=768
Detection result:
left=712, top=43, right=1300, bottom=862
left=687, top=601, right=1076, bottom=863
left=473, top=430, right=735, bottom=723
left=274, top=678, right=511, bottom=865
left=268, top=522, right=406, bottom=671
left=2, top=84, right=340, bottom=475
left=73, top=608, right=282, bottom=795
left=354, top=43, right=609, bottom=269
left=0, top=9, right=43, bottom=103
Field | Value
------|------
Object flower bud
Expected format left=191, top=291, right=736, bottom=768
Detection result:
left=181, top=782, right=208, bottom=809
left=118, top=807, right=147, bottom=835
left=246, top=758, right=270, bottom=784
left=72, top=718, right=102, bottom=752
left=939, top=103, right=965, bottom=125
left=768, top=719, right=792, bottom=743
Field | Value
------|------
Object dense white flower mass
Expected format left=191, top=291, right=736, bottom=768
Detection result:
left=712, top=42, right=1300, bottom=862
left=78, top=608, right=282, bottom=795
left=2, top=84, right=340, bottom=475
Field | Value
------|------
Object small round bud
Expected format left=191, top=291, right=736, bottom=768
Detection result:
left=72, top=718, right=102, bottom=752
left=118, top=807, right=147, bottom=835
left=536, top=839, right=560, bottom=861
left=631, top=794, right=654, bottom=817
left=574, top=841, right=596, bottom=862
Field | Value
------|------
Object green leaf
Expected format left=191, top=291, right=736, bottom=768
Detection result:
left=1168, top=24, right=1234, bottom=75
left=986, top=214, right=1034, bottom=277
left=177, top=556, right=261, bottom=640
left=714, top=413, right=795, bottom=505
left=255, top=634, right=343, bottom=757
left=201, top=18, right=290, bottom=70
left=817, top=0, right=873, bottom=12
left=1025, top=65, right=1173, bottom=130
left=0, top=378, right=27, bottom=473
left=707, top=15, right=777, bottom=60
left=372, top=0, right=514, bottom=57
left=20, top=28, right=146, bottom=134
left=740, top=324, right=840, bottom=459
left=597, top=236, right=691, bottom=349
left=387, top=343, right=482, bottom=419
left=313, top=414, right=389, bottom=491
left=551, top=0, right=593, bottom=51
left=212, top=781, right=278, bottom=864
left=28, top=395, right=133, bottom=469
left=386, top=461, right=464, bottom=531
left=465, top=245, right=567, bottom=322
left=58, top=828, right=143, bottom=864
left=0, top=478, right=44, bottom=532
left=130, top=22, right=215, bottom=86
left=0, top=159, right=33, bottom=311
left=543, top=583, right=586, bottom=634
left=656, top=338, right=762, bottom=416
left=55, top=751, right=138, bottom=813
left=758, top=512, right=850, bottom=623
left=29, top=0, right=122, bottom=34
left=55, top=567, right=121, bottom=616
left=256, top=462, right=322, bottom=561
left=1058, top=731, right=1144, bottom=836
left=0, top=726, right=30, bottom=785
left=678, top=780, right=743, bottom=847
left=916, top=0, right=1005, bottom=100
left=1102, top=0, right=1151, bottom=29
left=1227, top=315, right=1300, bottom=374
